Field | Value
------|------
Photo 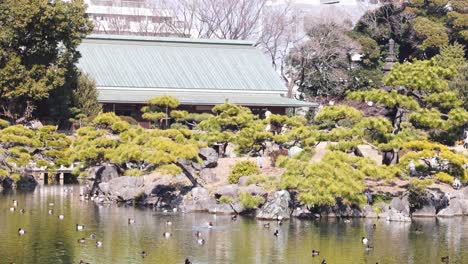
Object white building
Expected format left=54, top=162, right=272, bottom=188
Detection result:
left=84, top=0, right=186, bottom=36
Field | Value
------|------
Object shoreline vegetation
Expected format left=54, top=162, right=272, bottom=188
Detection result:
left=0, top=0, right=467, bottom=223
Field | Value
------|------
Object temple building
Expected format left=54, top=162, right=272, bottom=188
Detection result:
left=77, top=34, right=316, bottom=126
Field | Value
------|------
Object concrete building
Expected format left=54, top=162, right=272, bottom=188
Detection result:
left=84, top=0, right=185, bottom=36
left=77, top=35, right=316, bottom=127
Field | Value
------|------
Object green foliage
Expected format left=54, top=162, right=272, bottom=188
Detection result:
left=238, top=192, right=265, bottom=209
left=124, top=169, right=145, bottom=176
left=413, top=17, right=449, bottom=50
left=314, top=105, right=363, bottom=129
left=245, top=174, right=269, bottom=185
left=408, top=178, right=434, bottom=212
left=141, top=96, right=180, bottom=128
left=0, top=0, right=92, bottom=122
left=219, top=195, right=233, bottom=204
left=70, top=72, right=102, bottom=119
left=228, top=160, right=260, bottom=184
left=434, top=172, right=454, bottom=184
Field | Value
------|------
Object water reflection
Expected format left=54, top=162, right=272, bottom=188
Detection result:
left=1, top=185, right=467, bottom=264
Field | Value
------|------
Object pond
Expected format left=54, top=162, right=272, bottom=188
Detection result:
left=1, top=185, right=467, bottom=264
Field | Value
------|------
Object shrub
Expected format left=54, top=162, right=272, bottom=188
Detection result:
left=434, top=172, right=454, bottom=184
left=246, top=174, right=268, bottom=185
left=123, top=169, right=145, bottom=176
left=228, top=160, right=260, bottom=184
left=219, top=195, right=233, bottom=204
left=238, top=192, right=265, bottom=209
left=408, top=179, right=434, bottom=212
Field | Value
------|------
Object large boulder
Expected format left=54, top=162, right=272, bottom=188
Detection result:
left=199, top=148, right=218, bottom=168
left=292, top=206, right=315, bottom=219
left=99, top=176, right=145, bottom=201
left=0, top=176, right=14, bottom=190
left=387, top=208, right=411, bottom=222
left=412, top=202, right=436, bottom=217
left=437, top=198, right=464, bottom=217
left=199, top=168, right=218, bottom=184
left=362, top=205, right=378, bottom=218
left=256, top=190, right=291, bottom=220
left=215, top=184, right=240, bottom=197
left=240, top=184, right=268, bottom=197
left=180, top=187, right=217, bottom=212
left=390, top=196, right=410, bottom=215
left=16, top=175, right=38, bottom=191
left=355, top=145, right=382, bottom=165
left=90, top=165, right=120, bottom=194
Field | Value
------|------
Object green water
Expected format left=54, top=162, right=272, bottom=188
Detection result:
left=1, top=185, right=467, bottom=264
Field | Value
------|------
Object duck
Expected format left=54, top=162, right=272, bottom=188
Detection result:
left=13, top=200, right=18, bottom=207
left=9, top=207, right=15, bottom=212
left=197, top=238, right=205, bottom=245
left=231, top=215, right=237, bottom=221
left=18, top=228, right=26, bottom=236
left=321, top=260, right=327, bottom=264
left=277, top=219, right=283, bottom=226
left=163, top=209, right=168, bottom=214
left=372, top=224, right=377, bottom=229
left=96, top=241, right=103, bottom=247
left=263, top=223, right=270, bottom=228
left=273, top=229, right=279, bottom=237
left=140, top=251, right=148, bottom=258
left=79, top=260, right=90, bottom=264
left=207, top=222, right=213, bottom=229
left=173, top=208, right=178, bottom=213
left=19, top=209, right=25, bottom=214
left=195, top=231, right=202, bottom=237
left=48, top=209, right=54, bottom=215
left=166, top=220, right=172, bottom=226
left=185, top=259, right=192, bottom=264
left=312, top=249, right=320, bottom=256
left=441, top=256, right=449, bottom=263
left=76, top=224, right=85, bottom=231
left=89, top=233, right=96, bottom=239
left=163, top=232, right=171, bottom=238
left=77, top=238, right=86, bottom=244
left=362, top=237, right=368, bottom=245
left=343, top=219, right=351, bottom=224
left=365, top=244, right=374, bottom=251
left=58, top=214, right=64, bottom=220
left=128, top=218, right=135, bottom=224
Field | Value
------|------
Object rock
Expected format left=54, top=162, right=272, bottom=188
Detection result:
left=292, top=206, right=314, bottom=219
left=355, top=145, right=382, bottom=165
left=412, top=202, right=436, bottom=217
left=16, top=175, right=38, bottom=191
left=25, top=119, right=43, bottom=129
left=215, top=184, right=239, bottom=197
left=390, top=196, right=410, bottom=215
left=264, top=142, right=280, bottom=156
left=225, top=143, right=237, bottom=158
left=288, top=146, right=303, bottom=157
left=90, top=165, right=120, bottom=194
left=0, top=176, right=14, bottom=189
left=100, top=176, right=145, bottom=201
left=240, top=184, right=268, bottom=197
left=256, top=190, right=291, bottom=220
left=387, top=208, right=411, bottom=222
left=437, top=198, right=464, bottom=217
left=199, top=147, right=218, bottom=168
left=180, top=187, right=217, bottom=212
left=362, top=205, right=378, bottom=218
left=238, top=176, right=250, bottom=186
left=199, top=168, right=218, bottom=184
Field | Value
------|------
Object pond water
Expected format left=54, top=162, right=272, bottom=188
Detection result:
left=1, top=185, right=468, bottom=264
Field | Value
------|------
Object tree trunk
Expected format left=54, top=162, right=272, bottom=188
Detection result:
left=176, top=160, right=202, bottom=187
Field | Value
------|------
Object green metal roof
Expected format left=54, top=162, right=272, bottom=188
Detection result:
left=98, top=89, right=317, bottom=107
left=77, top=35, right=286, bottom=92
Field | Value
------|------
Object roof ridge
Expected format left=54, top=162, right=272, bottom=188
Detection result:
left=86, top=34, right=255, bottom=46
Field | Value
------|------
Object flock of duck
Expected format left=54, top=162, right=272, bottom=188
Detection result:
left=7, top=189, right=453, bottom=264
